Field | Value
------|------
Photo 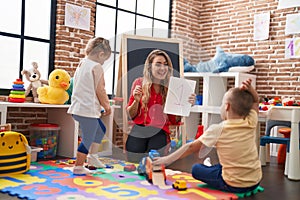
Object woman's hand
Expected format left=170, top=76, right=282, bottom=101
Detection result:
left=133, top=85, right=142, bottom=102
left=188, top=93, right=196, bottom=106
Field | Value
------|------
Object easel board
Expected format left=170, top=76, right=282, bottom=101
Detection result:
left=117, top=34, right=185, bottom=148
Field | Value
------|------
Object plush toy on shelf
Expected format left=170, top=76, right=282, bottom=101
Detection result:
left=184, top=46, right=255, bottom=73
left=282, top=97, right=300, bottom=106
left=37, top=69, right=71, bottom=105
left=21, top=62, right=48, bottom=103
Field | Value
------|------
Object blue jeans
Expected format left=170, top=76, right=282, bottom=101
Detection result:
left=192, top=163, right=259, bottom=193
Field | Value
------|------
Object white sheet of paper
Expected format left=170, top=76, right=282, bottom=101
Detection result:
left=164, top=77, right=196, bottom=117
left=278, top=0, right=300, bottom=9
left=285, top=13, right=300, bottom=35
left=254, top=12, right=270, bottom=41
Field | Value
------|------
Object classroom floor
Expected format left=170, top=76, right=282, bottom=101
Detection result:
left=1, top=146, right=300, bottom=200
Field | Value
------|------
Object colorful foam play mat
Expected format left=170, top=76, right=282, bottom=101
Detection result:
left=0, top=158, right=263, bottom=199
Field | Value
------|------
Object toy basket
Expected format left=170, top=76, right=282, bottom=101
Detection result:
left=29, top=123, right=60, bottom=159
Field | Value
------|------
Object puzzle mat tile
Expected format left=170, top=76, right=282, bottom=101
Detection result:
left=0, top=158, right=243, bottom=200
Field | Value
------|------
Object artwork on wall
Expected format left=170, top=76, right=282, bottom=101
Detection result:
left=285, top=37, right=300, bottom=59
left=285, top=13, right=300, bottom=35
left=254, top=12, right=270, bottom=41
left=278, top=0, right=300, bottom=9
left=64, top=3, right=90, bottom=31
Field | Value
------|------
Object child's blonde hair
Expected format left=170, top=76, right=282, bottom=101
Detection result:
left=85, top=37, right=111, bottom=56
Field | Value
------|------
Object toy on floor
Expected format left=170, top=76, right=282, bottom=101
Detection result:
left=184, top=46, right=255, bottom=73
left=172, top=180, right=187, bottom=191
left=235, top=185, right=264, bottom=198
left=124, top=164, right=136, bottom=172
left=37, top=69, right=71, bottom=104
left=85, top=162, right=114, bottom=170
left=8, top=79, right=26, bottom=103
left=21, top=62, right=48, bottom=103
left=0, top=130, right=31, bottom=176
left=137, top=150, right=166, bottom=187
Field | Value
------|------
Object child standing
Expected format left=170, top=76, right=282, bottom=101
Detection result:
left=153, top=78, right=262, bottom=193
left=68, top=37, right=112, bottom=175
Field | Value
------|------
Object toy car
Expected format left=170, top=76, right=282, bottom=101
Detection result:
left=137, top=157, right=147, bottom=175
left=137, top=150, right=166, bottom=183
left=124, top=164, right=136, bottom=172
left=149, top=149, right=160, bottom=160
left=172, top=180, right=187, bottom=191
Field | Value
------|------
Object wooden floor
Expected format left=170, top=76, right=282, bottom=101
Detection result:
left=1, top=147, right=300, bottom=200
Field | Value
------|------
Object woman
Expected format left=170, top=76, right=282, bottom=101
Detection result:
left=125, top=49, right=195, bottom=162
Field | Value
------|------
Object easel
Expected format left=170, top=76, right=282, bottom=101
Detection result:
left=116, top=34, right=187, bottom=150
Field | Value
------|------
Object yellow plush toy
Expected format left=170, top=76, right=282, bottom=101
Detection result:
left=37, top=69, right=71, bottom=105
left=0, top=131, right=31, bottom=176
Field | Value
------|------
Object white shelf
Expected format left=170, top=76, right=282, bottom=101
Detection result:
left=184, top=72, right=256, bottom=78
left=190, top=105, right=220, bottom=114
left=184, top=72, right=257, bottom=140
left=0, top=101, right=116, bottom=158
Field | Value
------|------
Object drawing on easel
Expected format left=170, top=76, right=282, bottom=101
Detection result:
left=116, top=34, right=185, bottom=148
left=164, top=76, right=196, bottom=117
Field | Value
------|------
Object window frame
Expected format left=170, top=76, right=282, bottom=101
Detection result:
left=0, top=0, right=57, bottom=95
left=95, top=0, right=173, bottom=97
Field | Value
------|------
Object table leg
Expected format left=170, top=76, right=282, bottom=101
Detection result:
left=288, top=109, right=300, bottom=180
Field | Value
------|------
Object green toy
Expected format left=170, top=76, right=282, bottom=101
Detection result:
left=65, top=77, right=73, bottom=104
left=235, top=186, right=264, bottom=198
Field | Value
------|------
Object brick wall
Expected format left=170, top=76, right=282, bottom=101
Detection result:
left=172, top=0, right=300, bottom=101
left=55, top=0, right=96, bottom=77
left=6, top=107, right=48, bottom=137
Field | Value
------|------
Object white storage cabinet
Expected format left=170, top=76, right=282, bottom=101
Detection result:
left=184, top=72, right=257, bottom=140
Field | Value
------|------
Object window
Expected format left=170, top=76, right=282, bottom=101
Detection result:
left=0, top=0, right=56, bottom=95
left=95, top=0, right=172, bottom=96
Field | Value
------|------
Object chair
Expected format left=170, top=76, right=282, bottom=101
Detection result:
left=259, top=119, right=300, bottom=176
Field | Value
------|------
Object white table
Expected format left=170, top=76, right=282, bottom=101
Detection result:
left=0, top=102, right=115, bottom=158
left=264, top=106, right=300, bottom=180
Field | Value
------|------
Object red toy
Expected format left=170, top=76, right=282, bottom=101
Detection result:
left=8, top=79, right=26, bottom=103
left=195, top=125, right=204, bottom=139
left=124, top=164, right=136, bottom=172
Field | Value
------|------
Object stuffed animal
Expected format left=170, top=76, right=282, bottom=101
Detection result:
left=184, top=46, right=255, bottom=73
left=37, top=69, right=71, bottom=105
left=0, top=131, right=31, bottom=176
left=21, top=62, right=48, bottom=103
left=65, top=77, right=73, bottom=104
